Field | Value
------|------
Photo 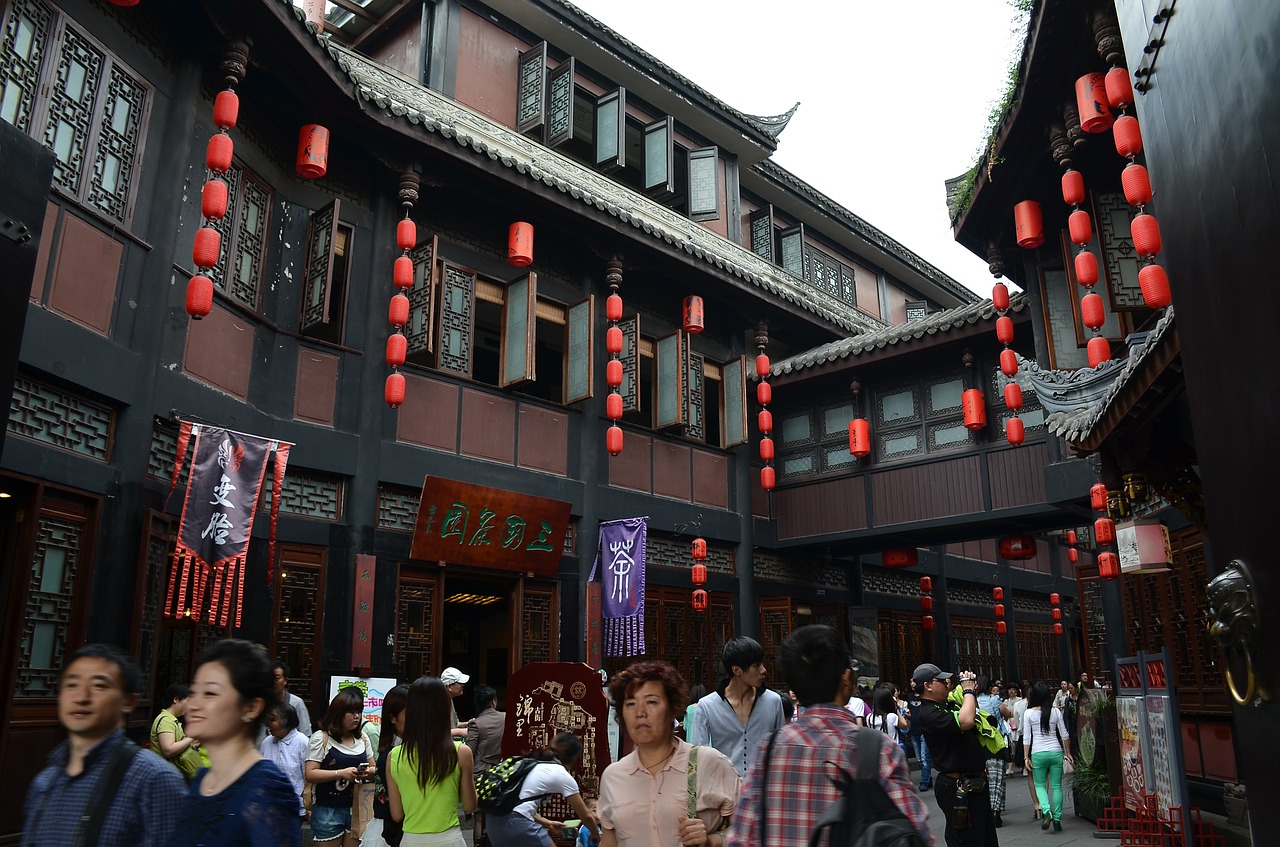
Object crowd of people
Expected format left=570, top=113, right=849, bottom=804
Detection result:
left=21, top=633, right=1091, bottom=847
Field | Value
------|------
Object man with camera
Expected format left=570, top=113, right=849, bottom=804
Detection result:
left=914, top=664, right=999, bottom=847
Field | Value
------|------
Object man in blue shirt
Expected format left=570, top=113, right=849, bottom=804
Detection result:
left=23, top=644, right=186, bottom=847
left=906, top=678, right=933, bottom=791
left=688, top=636, right=785, bottom=777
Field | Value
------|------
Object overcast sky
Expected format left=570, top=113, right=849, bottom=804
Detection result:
left=566, top=0, right=1029, bottom=296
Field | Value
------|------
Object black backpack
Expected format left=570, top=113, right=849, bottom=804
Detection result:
left=474, top=756, right=541, bottom=814
left=808, top=729, right=928, bottom=847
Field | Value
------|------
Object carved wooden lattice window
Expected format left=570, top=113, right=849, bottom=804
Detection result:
left=300, top=199, right=340, bottom=332
left=1095, top=192, right=1146, bottom=310
left=687, top=146, right=719, bottom=222
left=564, top=296, right=594, bottom=404
left=9, top=375, right=112, bottom=461
left=500, top=272, right=537, bottom=388
left=876, top=610, right=924, bottom=691
left=604, top=587, right=733, bottom=692
left=619, top=315, right=640, bottom=413
left=406, top=235, right=438, bottom=361
left=685, top=351, right=705, bottom=442
left=594, top=88, right=626, bottom=171
left=274, top=546, right=326, bottom=711
left=654, top=331, right=685, bottom=430
left=515, top=42, right=546, bottom=135
left=437, top=263, right=475, bottom=377
left=544, top=57, right=574, bottom=148
left=990, top=367, right=1046, bottom=436
left=949, top=615, right=1007, bottom=682
left=517, top=580, right=558, bottom=666
left=397, top=572, right=439, bottom=681
left=758, top=597, right=794, bottom=669
left=16, top=501, right=91, bottom=698
left=1076, top=565, right=1109, bottom=681
left=805, top=246, right=844, bottom=299
left=721, top=356, right=747, bottom=448
left=643, top=116, right=675, bottom=199
left=377, top=484, right=421, bottom=532
left=1016, top=622, right=1057, bottom=684
left=778, top=224, right=805, bottom=277
left=132, top=511, right=175, bottom=704
left=205, top=162, right=270, bottom=310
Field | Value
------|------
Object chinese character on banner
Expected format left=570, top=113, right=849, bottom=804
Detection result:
left=588, top=517, right=648, bottom=658
left=163, top=422, right=292, bottom=627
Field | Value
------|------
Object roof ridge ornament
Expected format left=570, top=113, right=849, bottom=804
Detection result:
left=746, top=101, right=801, bottom=140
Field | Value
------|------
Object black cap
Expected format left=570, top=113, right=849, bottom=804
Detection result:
left=912, top=663, right=954, bottom=687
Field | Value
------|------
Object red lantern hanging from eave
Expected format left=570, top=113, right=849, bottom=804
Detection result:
left=994, top=603, right=1005, bottom=619
left=883, top=548, right=918, bottom=569
left=1139, top=264, right=1172, bottom=309
left=995, top=316, right=1015, bottom=345
left=922, top=615, right=935, bottom=632
left=385, top=372, right=406, bottom=408
left=1098, top=551, right=1120, bottom=580
left=1068, top=548, right=1079, bottom=563
left=920, top=596, right=933, bottom=612
left=1013, top=200, right=1044, bottom=249
left=1006, top=416, right=1025, bottom=446
left=1061, top=170, right=1085, bottom=206
left=1105, top=66, right=1133, bottom=110
left=606, top=359, right=623, bottom=388
left=296, top=124, right=329, bottom=179
left=755, top=354, right=771, bottom=378
left=1075, top=250, right=1099, bottom=286
left=1131, top=213, right=1163, bottom=257
left=1087, top=336, right=1111, bottom=368
left=1003, top=382, right=1023, bottom=411
left=201, top=179, right=229, bottom=220
left=692, top=589, right=708, bottom=612
left=1081, top=292, right=1106, bottom=330
left=1050, top=592, right=1061, bottom=606
left=606, top=392, right=623, bottom=421
left=397, top=219, right=417, bottom=250
left=385, top=333, right=407, bottom=367
left=760, top=466, right=776, bottom=491
left=508, top=221, right=534, bottom=267
left=1000, top=348, right=1018, bottom=377
left=393, top=256, right=413, bottom=289
left=1069, top=209, right=1093, bottom=245
left=1113, top=115, right=1143, bottom=158
left=992, top=282, right=1010, bottom=311
left=1053, top=622, right=1065, bottom=636
left=682, top=296, right=705, bottom=334
left=206, top=133, right=233, bottom=173
left=996, top=621, right=1007, bottom=635
left=605, top=326, right=623, bottom=354
left=1122, top=163, right=1153, bottom=206
left=1066, top=531, right=1077, bottom=545
left=999, top=534, right=1037, bottom=560
left=606, top=293, right=623, bottom=321
left=849, top=418, right=871, bottom=458
left=1090, top=483, right=1108, bottom=512
left=692, top=563, right=707, bottom=586
left=756, top=381, right=772, bottom=406
left=962, top=388, right=986, bottom=430
left=388, top=294, right=409, bottom=327
left=758, top=409, right=773, bottom=434
left=919, top=576, right=932, bottom=592
left=606, top=425, right=623, bottom=456
left=1074, top=72, right=1114, bottom=133
left=186, top=275, right=214, bottom=319
left=759, top=435, right=775, bottom=462
left=109, top=0, right=141, bottom=6
left=1095, top=517, right=1116, bottom=545
left=993, top=586, right=1004, bottom=601
left=691, top=537, right=707, bottom=560
left=1052, top=608, right=1063, bottom=621
left=213, top=90, right=239, bottom=130
left=192, top=227, right=221, bottom=269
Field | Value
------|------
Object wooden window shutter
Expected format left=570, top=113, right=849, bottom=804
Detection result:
left=654, top=330, right=685, bottom=429
left=721, top=356, right=748, bottom=447
left=778, top=223, right=805, bottom=277
left=748, top=206, right=775, bottom=262
left=405, top=234, right=438, bottom=363
left=544, top=57, right=575, bottom=148
left=499, top=272, right=537, bottom=387
left=594, top=88, right=626, bottom=172
left=299, top=199, right=340, bottom=332
left=436, top=261, right=476, bottom=377
left=759, top=596, right=794, bottom=662
left=564, top=295, right=594, bottom=404
left=620, top=315, right=641, bottom=413
left=685, top=349, right=705, bottom=441
left=643, top=116, right=675, bottom=199
left=687, top=146, right=720, bottom=221
left=516, top=42, right=547, bottom=134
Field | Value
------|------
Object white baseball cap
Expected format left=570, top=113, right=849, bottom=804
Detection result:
left=440, top=667, right=470, bottom=685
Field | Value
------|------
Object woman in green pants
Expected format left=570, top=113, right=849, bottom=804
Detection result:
left=1022, top=681, right=1074, bottom=831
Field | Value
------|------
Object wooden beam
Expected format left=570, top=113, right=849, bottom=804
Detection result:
left=350, top=0, right=419, bottom=51
left=328, top=0, right=380, bottom=23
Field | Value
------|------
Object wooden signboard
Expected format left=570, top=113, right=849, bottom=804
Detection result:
left=409, top=477, right=571, bottom=575
left=502, top=662, right=610, bottom=800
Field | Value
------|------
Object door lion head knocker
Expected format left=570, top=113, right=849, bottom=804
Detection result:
left=1205, top=560, right=1268, bottom=705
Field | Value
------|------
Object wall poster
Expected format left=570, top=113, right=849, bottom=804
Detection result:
left=1116, top=695, right=1146, bottom=810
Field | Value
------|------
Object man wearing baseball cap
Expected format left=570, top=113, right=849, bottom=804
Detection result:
left=441, top=667, right=470, bottom=739
left=914, top=664, right=999, bottom=846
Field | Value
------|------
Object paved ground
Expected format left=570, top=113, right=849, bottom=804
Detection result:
left=919, top=768, right=1100, bottom=846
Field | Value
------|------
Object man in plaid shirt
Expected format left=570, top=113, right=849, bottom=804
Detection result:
left=727, top=625, right=933, bottom=847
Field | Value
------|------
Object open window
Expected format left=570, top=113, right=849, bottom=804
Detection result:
left=564, top=296, right=594, bottom=404
left=643, top=117, right=675, bottom=200
left=405, top=235, right=438, bottom=365
left=594, top=89, right=626, bottom=172
left=778, top=223, right=805, bottom=277
left=436, top=262, right=477, bottom=378
left=619, top=315, right=642, bottom=414
left=300, top=199, right=353, bottom=345
left=516, top=42, right=547, bottom=135
left=687, top=147, right=720, bottom=222
left=654, top=330, right=686, bottom=430
left=544, top=58, right=575, bottom=148
left=500, top=272, right=537, bottom=387
left=748, top=206, right=776, bottom=262
left=721, top=356, right=748, bottom=448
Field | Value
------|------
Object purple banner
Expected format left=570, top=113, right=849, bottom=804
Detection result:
left=177, top=426, right=274, bottom=570
left=590, top=517, right=647, bottom=657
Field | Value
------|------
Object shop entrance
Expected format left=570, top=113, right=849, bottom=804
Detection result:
left=440, top=572, right=513, bottom=722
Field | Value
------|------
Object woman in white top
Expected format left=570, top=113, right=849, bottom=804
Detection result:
left=866, top=686, right=906, bottom=743
left=486, top=732, right=598, bottom=847
left=1023, top=681, right=1074, bottom=832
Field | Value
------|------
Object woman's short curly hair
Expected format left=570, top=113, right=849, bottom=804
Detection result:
left=607, top=660, right=689, bottom=722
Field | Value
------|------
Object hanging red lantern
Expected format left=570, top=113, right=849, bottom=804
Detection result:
left=1068, top=548, right=1080, bottom=563
left=848, top=418, right=871, bottom=458
left=1113, top=115, right=1143, bottom=158
left=1006, top=416, right=1025, bottom=446
left=756, top=381, right=772, bottom=405
left=1081, top=292, right=1106, bottom=330
left=213, top=90, right=239, bottom=130
left=962, top=388, right=986, bottom=430
left=1052, top=608, right=1063, bottom=621
left=921, top=596, right=934, bottom=612
left=296, top=124, right=329, bottom=179
left=991, top=282, right=1010, bottom=311
left=1066, top=531, right=1077, bottom=546
left=755, top=354, right=771, bottom=378
left=760, top=466, right=776, bottom=491
left=397, top=219, right=417, bottom=250
left=883, top=548, right=918, bottom=569
left=758, top=409, right=773, bottom=434
left=388, top=294, right=409, bottom=327
left=1000, top=348, right=1018, bottom=377
left=206, top=133, right=233, bottom=172
left=201, top=179, right=228, bottom=220
left=1050, top=592, right=1061, bottom=606
left=606, top=326, right=623, bottom=354
left=1013, top=200, right=1044, bottom=248
left=996, top=621, right=1008, bottom=635
left=692, top=563, right=707, bottom=586
left=606, top=425, right=623, bottom=456
left=1075, top=250, right=1099, bottom=285
left=692, top=589, right=708, bottom=612
left=1069, top=210, right=1093, bottom=245
left=993, top=586, right=1004, bottom=601
left=1098, top=551, right=1120, bottom=580
left=1122, top=163, right=1153, bottom=206
left=994, top=603, right=1005, bottom=619
left=1090, top=482, right=1108, bottom=511
left=919, top=576, right=933, bottom=592
left=1105, top=66, right=1133, bottom=110
left=186, top=274, right=214, bottom=319
left=1139, top=264, right=1172, bottom=308
left=393, top=256, right=414, bottom=289
left=1130, top=213, right=1162, bottom=256
left=759, top=436, right=775, bottom=462
left=606, top=293, right=623, bottom=322
left=1061, top=170, right=1085, bottom=206
left=606, top=392, right=623, bottom=420
left=1003, top=382, right=1023, bottom=411
left=999, top=534, right=1037, bottom=560
left=682, top=296, right=705, bottom=334
left=1074, top=72, right=1113, bottom=133
left=1087, top=336, right=1111, bottom=368
left=385, top=372, right=406, bottom=408
left=691, top=537, right=707, bottom=560
left=922, top=615, right=935, bottom=632
left=1095, top=517, right=1116, bottom=545
left=606, top=359, right=623, bottom=388
left=385, top=333, right=407, bottom=367
left=192, top=227, right=221, bottom=268
left=995, top=316, right=1014, bottom=344
left=1053, top=622, right=1065, bottom=635
left=507, top=222, right=534, bottom=267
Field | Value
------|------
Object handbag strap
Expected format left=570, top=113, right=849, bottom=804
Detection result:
left=77, top=739, right=140, bottom=847
left=686, top=745, right=698, bottom=818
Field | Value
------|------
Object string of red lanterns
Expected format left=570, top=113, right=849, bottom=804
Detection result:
left=1065, top=528, right=1080, bottom=565
left=990, top=263, right=1023, bottom=446
left=604, top=260, right=624, bottom=456
left=691, top=535, right=708, bottom=612
left=755, top=323, right=775, bottom=492
left=993, top=586, right=1007, bottom=636
left=186, top=74, right=242, bottom=319
left=920, top=575, right=935, bottom=633
left=1050, top=591, right=1064, bottom=636
left=384, top=172, right=419, bottom=409
left=1091, top=481, right=1120, bottom=580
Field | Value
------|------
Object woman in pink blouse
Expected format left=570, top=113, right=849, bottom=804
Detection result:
left=597, top=662, right=740, bottom=847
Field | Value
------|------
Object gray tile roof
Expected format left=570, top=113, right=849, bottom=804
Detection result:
left=771, top=292, right=1030, bottom=376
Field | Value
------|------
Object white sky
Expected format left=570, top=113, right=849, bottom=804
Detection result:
left=566, top=0, right=1029, bottom=297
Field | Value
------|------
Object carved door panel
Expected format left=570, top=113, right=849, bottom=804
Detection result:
left=514, top=578, right=559, bottom=669
left=272, top=544, right=327, bottom=714
left=396, top=569, right=441, bottom=682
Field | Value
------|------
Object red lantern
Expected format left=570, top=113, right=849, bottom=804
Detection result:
left=1050, top=592, right=1061, bottom=606
left=397, top=219, right=417, bottom=250
left=206, top=133, right=233, bottom=172
left=755, top=354, right=771, bottom=378
left=1006, top=416, right=1025, bottom=446
left=991, top=282, right=1010, bottom=311
left=1113, top=115, right=1143, bottom=158
left=849, top=418, right=871, bottom=458
left=923, top=615, right=935, bottom=632
left=995, top=604, right=1005, bottom=619
left=692, top=564, right=707, bottom=586
left=192, top=227, right=221, bottom=268
left=1061, top=170, right=1085, bottom=206
left=962, top=388, right=986, bottom=430
left=759, top=436, right=775, bottom=462
left=756, top=381, right=772, bottom=405
left=1081, top=292, right=1106, bottom=330
left=1139, top=264, right=1172, bottom=308
left=186, top=274, right=214, bottom=319
left=606, top=425, right=623, bottom=456
left=296, top=124, right=329, bottom=179
left=995, top=316, right=1014, bottom=344
left=1122, top=163, right=1153, bottom=206
left=919, top=576, right=932, bottom=592
left=1000, top=348, right=1018, bottom=377
left=758, top=409, right=773, bottom=434
left=606, top=326, right=623, bottom=354
left=692, top=589, right=708, bottom=612
left=682, top=296, right=704, bottom=334
left=921, top=596, right=934, bottom=612
left=993, top=587, right=1004, bottom=601
left=1074, top=72, right=1113, bottom=133
left=1098, top=551, right=1120, bottom=580
left=999, top=534, right=1036, bottom=560
left=1013, top=200, right=1044, bottom=249
left=201, top=179, right=228, bottom=220
left=606, top=359, right=623, bottom=388
left=394, top=256, right=414, bottom=289
left=760, top=466, right=776, bottom=491
left=508, top=222, right=534, bottom=267
left=1105, top=66, right=1133, bottom=110
left=1052, top=608, right=1063, bottom=621
left=1075, top=250, right=1099, bottom=286
left=691, top=537, right=707, bottom=560
left=388, top=294, right=409, bottom=327
left=1095, top=517, right=1116, bottom=545
left=1003, top=382, right=1023, bottom=411
left=1053, top=622, right=1065, bottom=635
left=1130, top=213, right=1162, bottom=257
left=606, top=293, right=623, bottom=321
left=1090, top=482, right=1108, bottom=511
left=1068, top=548, right=1080, bottom=563
left=385, top=333, right=407, bottom=367
left=996, top=621, right=1007, bottom=635
left=1069, top=210, right=1093, bottom=246
left=882, top=548, right=918, bottom=569
left=606, top=392, right=623, bottom=420
left=213, top=90, right=239, bottom=130
left=385, top=372, right=406, bottom=408
left=1066, top=531, right=1077, bottom=546
left=1087, top=336, right=1111, bottom=368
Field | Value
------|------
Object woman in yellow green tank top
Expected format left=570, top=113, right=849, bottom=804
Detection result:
left=388, top=676, right=477, bottom=847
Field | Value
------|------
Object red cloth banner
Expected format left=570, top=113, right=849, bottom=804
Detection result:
left=352, top=554, right=376, bottom=670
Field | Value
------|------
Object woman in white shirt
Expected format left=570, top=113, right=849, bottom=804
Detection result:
left=866, top=686, right=905, bottom=743
left=1023, top=681, right=1074, bottom=832
left=487, top=732, right=598, bottom=847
